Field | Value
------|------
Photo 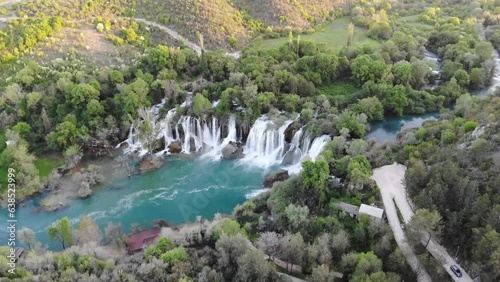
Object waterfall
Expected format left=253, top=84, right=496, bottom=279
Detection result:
left=489, top=50, right=500, bottom=94
left=119, top=105, right=331, bottom=173
left=202, top=115, right=237, bottom=160
left=285, top=134, right=331, bottom=174
left=307, top=135, right=331, bottom=160
left=221, top=115, right=237, bottom=147
left=202, top=116, right=221, bottom=150
left=178, top=116, right=203, bottom=153
left=241, top=117, right=293, bottom=167
left=161, top=108, right=177, bottom=152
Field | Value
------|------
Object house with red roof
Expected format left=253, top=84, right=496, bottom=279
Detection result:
left=126, top=228, right=161, bottom=254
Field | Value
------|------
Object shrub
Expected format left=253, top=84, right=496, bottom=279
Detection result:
left=440, top=129, right=455, bottom=144
left=464, top=121, right=478, bottom=133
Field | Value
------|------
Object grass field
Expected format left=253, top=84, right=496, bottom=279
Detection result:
left=34, top=157, right=63, bottom=178
left=319, top=81, right=361, bottom=108
left=396, top=15, right=434, bottom=29
left=0, top=157, right=62, bottom=193
left=250, top=18, right=381, bottom=52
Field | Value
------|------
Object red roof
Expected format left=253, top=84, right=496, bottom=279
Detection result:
left=127, top=228, right=161, bottom=253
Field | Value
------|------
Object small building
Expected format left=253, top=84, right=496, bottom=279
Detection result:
left=359, top=204, right=385, bottom=224
left=334, top=202, right=360, bottom=218
left=127, top=228, right=161, bottom=253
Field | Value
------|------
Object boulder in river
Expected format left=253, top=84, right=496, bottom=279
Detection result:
left=168, top=141, right=182, bottom=154
left=222, top=141, right=243, bottom=159
left=263, top=169, right=289, bottom=188
left=139, top=154, right=164, bottom=173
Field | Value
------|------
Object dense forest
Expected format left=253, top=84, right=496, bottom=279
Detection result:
left=0, top=0, right=499, bottom=281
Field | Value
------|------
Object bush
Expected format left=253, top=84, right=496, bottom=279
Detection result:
left=160, top=247, right=189, bottom=264
left=464, top=121, right=478, bottom=133
left=113, top=37, right=124, bottom=46
left=440, top=129, right=455, bottom=144
left=228, top=36, right=238, bottom=48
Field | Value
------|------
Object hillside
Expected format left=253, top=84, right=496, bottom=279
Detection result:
left=135, top=0, right=248, bottom=50
left=234, top=0, right=347, bottom=28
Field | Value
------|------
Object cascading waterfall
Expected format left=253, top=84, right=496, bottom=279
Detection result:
left=489, top=50, right=500, bottom=94
left=221, top=115, right=237, bottom=147
left=178, top=116, right=203, bottom=154
left=120, top=106, right=331, bottom=173
left=285, top=134, right=331, bottom=174
left=242, top=117, right=293, bottom=167
left=201, top=116, right=221, bottom=150
left=203, top=115, right=237, bottom=160
left=162, top=108, right=177, bottom=150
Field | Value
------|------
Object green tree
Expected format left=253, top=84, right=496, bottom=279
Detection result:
left=47, top=217, right=73, bottom=249
left=110, top=70, right=125, bottom=85
left=193, top=93, right=212, bottom=117
left=473, top=226, right=500, bottom=281
left=285, top=204, right=309, bottom=229
left=213, top=218, right=244, bottom=240
left=310, top=264, right=335, bottom=282
left=410, top=59, right=431, bottom=89
left=281, top=232, right=305, bottom=272
left=255, top=91, right=276, bottom=113
left=354, top=252, right=382, bottom=276
left=18, top=227, right=36, bottom=251
left=407, top=209, right=443, bottom=248
left=453, top=69, right=470, bottom=87
left=350, top=56, right=387, bottom=85
left=160, top=247, right=189, bottom=264
left=351, top=97, right=384, bottom=121
left=302, top=160, right=330, bottom=207
left=236, top=249, right=275, bottom=282
left=281, top=94, right=301, bottom=112
left=440, top=129, right=455, bottom=144
left=74, top=216, right=102, bottom=245
left=347, top=22, right=355, bottom=47
left=392, top=61, right=412, bottom=85
left=347, top=155, right=372, bottom=190
left=469, top=68, right=486, bottom=89
left=335, top=110, right=366, bottom=137
left=66, top=83, right=100, bottom=109
left=12, top=122, right=31, bottom=140
left=216, top=233, right=250, bottom=280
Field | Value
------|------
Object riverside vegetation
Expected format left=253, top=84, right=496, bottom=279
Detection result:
left=0, top=0, right=499, bottom=281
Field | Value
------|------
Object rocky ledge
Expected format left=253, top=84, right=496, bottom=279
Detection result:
left=263, top=169, right=289, bottom=188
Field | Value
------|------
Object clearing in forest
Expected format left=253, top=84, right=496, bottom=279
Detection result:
left=251, top=18, right=381, bottom=51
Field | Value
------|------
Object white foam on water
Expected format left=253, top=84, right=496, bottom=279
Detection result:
left=245, top=189, right=269, bottom=199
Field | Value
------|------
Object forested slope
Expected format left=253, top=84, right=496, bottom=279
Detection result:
left=401, top=94, right=500, bottom=280
left=233, top=0, right=347, bottom=28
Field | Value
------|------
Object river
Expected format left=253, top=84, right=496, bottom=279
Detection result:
left=367, top=49, right=500, bottom=143
left=1, top=156, right=271, bottom=250
left=0, top=112, right=331, bottom=249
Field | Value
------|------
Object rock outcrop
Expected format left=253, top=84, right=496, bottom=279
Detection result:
left=222, top=141, right=243, bottom=159
left=139, top=154, right=164, bottom=173
left=263, top=169, right=289, bottom=188
left=168, top=141, right=182, bottom=154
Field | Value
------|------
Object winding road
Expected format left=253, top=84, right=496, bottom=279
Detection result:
left=0, top=0, right=25, bottom=7
left=372, top=163, right=474, bottom=282
left=133, top=18, right=240, bottom=59
left=0, top=13, right=241, bottom=59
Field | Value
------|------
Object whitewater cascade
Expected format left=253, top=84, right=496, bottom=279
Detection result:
left=120, top=106, right=331, bottom=171
left=241, top=117, right=294, bottom=167
left=284, top=128, right=331, bottom=174
left=489, top=50, right=500, bottom=94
